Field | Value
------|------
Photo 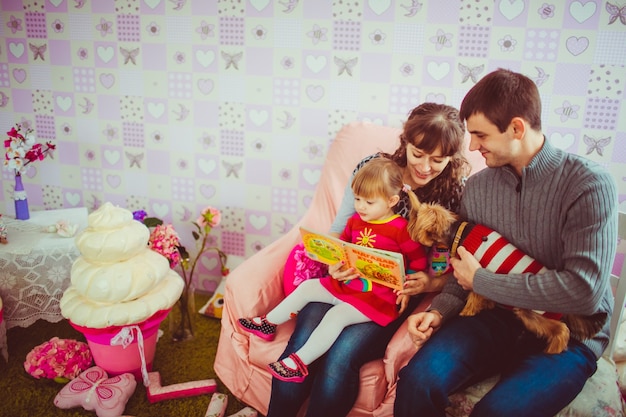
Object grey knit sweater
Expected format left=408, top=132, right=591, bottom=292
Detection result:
left=431, top=137, right=618, bottom=359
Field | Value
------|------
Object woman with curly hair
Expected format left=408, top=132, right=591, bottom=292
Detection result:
left=266, top=102, right=471, bottom=417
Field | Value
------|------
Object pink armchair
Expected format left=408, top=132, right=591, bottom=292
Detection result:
left=215, top=121, right=625, bottom=416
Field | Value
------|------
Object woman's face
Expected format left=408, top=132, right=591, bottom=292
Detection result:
left=404, top=142, right=451, bottom=188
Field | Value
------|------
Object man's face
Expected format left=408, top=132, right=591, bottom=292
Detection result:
left=465, top=112, right=515, bottom=168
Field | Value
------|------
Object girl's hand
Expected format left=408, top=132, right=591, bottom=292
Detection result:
left=400, top=271, right=448, bottom=296
left=328, top=261, right=359, bottom=282
left=396, top=294, right=410, bottom=314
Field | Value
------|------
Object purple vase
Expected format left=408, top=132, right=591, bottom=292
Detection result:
left=14, top=174, right=30, bottom=220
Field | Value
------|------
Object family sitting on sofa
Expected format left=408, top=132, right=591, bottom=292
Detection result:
left=216, top=69, right=620, bottom=417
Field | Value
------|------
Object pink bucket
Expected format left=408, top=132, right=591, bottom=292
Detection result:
left=70, top=309, right=170, bottom=384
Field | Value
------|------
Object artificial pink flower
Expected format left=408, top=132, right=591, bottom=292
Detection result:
left=149, top=224, right=182, bottom=268
left=196, top=207, right=221, bottom=230
left=24, top=337, right=92, bottom=380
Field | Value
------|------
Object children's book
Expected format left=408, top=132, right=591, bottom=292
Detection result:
left=299, top=226, right=406, bottom=291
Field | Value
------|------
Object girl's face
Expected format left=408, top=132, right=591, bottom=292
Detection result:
left=404, top=142, right=451, bottom=188
left=353, top=193, right=397, bottom=222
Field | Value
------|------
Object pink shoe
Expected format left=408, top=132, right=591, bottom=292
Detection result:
left=268, top=353, right=308, bottom=383
left=237, top=316, right=277, bottom=341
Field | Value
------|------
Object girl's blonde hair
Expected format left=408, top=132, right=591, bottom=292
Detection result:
left=351, top=158, right=403, bottom=200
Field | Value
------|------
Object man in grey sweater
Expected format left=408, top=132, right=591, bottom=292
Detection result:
left=394, top=68, right=618, bottom=417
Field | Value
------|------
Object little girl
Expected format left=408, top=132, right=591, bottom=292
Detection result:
left=238, top=158, right=429, bottom=383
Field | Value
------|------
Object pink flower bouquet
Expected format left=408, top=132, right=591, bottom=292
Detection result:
left=24, top=337, right=93, bottom=382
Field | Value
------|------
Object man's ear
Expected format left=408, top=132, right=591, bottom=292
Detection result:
left=510, top=117, right=526, bottom=140
left=389, top=194, right=400, bottom=207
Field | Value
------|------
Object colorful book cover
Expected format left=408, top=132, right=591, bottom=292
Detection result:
left=299, top=227, right=406, bottom=290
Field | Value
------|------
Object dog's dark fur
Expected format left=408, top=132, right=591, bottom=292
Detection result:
left=405, top=190, right=607, bottom=354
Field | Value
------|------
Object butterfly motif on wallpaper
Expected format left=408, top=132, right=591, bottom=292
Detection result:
left=29, top=43, right=47, bottom=61
left=606, top=2, right=626, bottom=25
left=458, top=63, right=484, bottom=83
left=54, top=366, right=136, bottom=417
left=334, top=56, right=358, bottom=76
left=583, top=135, right=611, bottom=156
left=126, top=151, right=144, bottom=168
left=221, top=51, right=243, bottom=70
left=223, top=160, right=243, bottom=178
left=120, top=47, right=139, bottom=65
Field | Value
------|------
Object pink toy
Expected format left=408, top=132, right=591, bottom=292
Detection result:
left=204, top=392, right=228, bottom=417
left=146, top=371, right=217, bottom=403
left=54, top=366, right=136, bottom=417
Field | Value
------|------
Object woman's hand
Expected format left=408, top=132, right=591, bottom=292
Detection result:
left=406, top=310, right=442, bottom=348
left=328, top=261, right=359, bottom=282
left=400, top=271, right=448, bottom=296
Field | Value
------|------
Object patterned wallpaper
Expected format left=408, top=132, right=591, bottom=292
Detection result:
left=1, top=0, right=625, bottom=291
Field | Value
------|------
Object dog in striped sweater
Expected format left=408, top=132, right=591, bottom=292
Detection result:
left=406, top=192, right=607, bottom=354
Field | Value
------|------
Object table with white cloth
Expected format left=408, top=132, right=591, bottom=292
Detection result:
left=0, top=207, right=88, bottom=329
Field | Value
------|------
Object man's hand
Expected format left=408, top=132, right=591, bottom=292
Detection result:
left=406, top=310, right=442, bottom=348
left=450, top=246, right=481, bottom=290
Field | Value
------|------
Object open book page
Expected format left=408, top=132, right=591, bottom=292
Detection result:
left=299, top=227, right=406, bottom=291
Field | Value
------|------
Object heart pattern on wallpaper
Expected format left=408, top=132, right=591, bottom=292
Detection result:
left=96, top=46, right=114, bottom=63
left=9, top=42, right=24, bottom=58
left=200, top=184, right=216, bottom=199
left=249, top=214, right=268, bottom=230
left=303, top=196, right=312, bottom=208
left=570, top=1, right=596, bottom=23
left=104, top=149, right=121, bottom=165
left=566, top=36, right=589, bottom=56
left=302, top=168, right=321, bottom=185
left=152, top=203, right=169, bottom=218
left=425, top=93, right=446, bottom=104
left=368, top=0, right=391, bottom=15
left=144, top=0, right=161, bottom=9
left=426, top=61, right=450, bottom=80
left=306, top=85, right=324, bottom=102
left=550, top=132, right=576, bottom=150
left=195, top=50, right=215, bottom=68
left=13, top=69, right=26, bottom=83
left=65, top=192, right=80, bottom=206
left=56, top=96, right=72, bottom=111
left=99, top=73, right=115, bottom=89
left=106, top=175, right=121, bottom=188
left=197, top=79, right=214, bottom=95
left=198, top=159, right=216, bottom=175
left=249, top=0, right=270, bottom=11
left=200, top=256, right=219, bottom=271
left=498, top=0, right=525, bottom=20
left=306, top=55, right=327, bottom=73
left=249, top=109, right=269, bottom=126
left=147, top=102, right=165, bottom=118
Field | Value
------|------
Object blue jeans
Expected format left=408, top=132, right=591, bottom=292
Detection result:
left=394, top=308, right=598, bottom=417
left=266, top=296, right=422, bottom=417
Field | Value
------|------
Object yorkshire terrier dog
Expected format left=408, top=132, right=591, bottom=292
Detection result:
left=405, top=191, right=607, bottom=354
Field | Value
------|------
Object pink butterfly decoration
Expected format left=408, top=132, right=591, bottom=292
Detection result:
left=54, top=366, right=136, bottom=417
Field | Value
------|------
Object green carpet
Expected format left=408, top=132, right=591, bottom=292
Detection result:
left=0, top=293, right=247, bottom=417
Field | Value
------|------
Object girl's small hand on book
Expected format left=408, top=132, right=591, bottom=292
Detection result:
left=329, top=261, right=358, bottom=281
